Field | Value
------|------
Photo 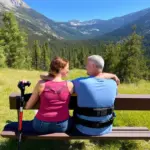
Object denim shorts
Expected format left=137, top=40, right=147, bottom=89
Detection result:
left=32, top=117, right=73, bottom=134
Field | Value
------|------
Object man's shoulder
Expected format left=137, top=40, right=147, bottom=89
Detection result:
left=104, top=79, right=117, bottom=86
left=72, top=77, right=88, bottom=82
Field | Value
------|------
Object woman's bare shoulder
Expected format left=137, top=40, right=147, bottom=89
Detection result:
left=36, top=80, right=46, bottom=89
left=67, top=81, right=74, bottom=87
left=66, top=81, right=74, bottom=93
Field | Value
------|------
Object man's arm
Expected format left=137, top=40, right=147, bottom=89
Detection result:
left=100, top=73, right=120, bottom=85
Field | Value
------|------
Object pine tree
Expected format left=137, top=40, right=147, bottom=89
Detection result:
left=24, top=48, right=32, bottom=69
left=78, top=47, right=85, bottom=68
left=0, top=28, right=6, bottom=67
left=74, top=49, right=80, bottom=68
left=0, top=46, right=6, bottom=67
left=118, top=27, right=147, bottom=82
left=103, top=42, right=121, bottom=74
left=40, top=42, right=50, bottom=71
left=45, top=42, right=51, bottom=58
left=0, top=12, right=28, bottom=68
left=61, top=48, right=66, bottom=58
left=32, top=40, right=41, bottom=70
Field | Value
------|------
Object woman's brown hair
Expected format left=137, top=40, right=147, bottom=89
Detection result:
left=40, top=57, right=68, bottom=80
left=48, top=56, right=69, bottom=77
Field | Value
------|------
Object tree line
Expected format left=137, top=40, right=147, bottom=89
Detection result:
left=0, top=12, right=149, bottom=83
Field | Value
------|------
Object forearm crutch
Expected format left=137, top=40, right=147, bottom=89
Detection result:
left=17, top=81, right=31, bottom=150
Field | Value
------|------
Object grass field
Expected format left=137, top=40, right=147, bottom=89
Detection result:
left=0, top=68, right=150, bottom=150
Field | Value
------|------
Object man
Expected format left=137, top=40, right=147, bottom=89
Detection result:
left=72, top=55, right=118, bottom=136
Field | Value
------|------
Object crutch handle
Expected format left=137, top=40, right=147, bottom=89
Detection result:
left=18, top=81, right=31, bottom=90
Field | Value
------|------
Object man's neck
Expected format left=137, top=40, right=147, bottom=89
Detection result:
left=94, top=72, right=103, bottom=77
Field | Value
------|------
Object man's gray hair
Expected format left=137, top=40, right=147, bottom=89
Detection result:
left=88, top=55, right=105, bottom=70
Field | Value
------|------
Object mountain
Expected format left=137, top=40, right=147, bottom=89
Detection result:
left=57, top=8, right=150, bottom=39
left=0, top=0, right=63, bottom=45
left=98, top=8, right=150, bottom=42
left=1, top=0, right=150, bottom=41
left=0, top=0, right=29, bottom=8
left=0, top=0, right=86, bottom=41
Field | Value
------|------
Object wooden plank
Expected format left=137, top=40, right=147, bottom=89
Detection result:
left=9, top=93, right=150, bottom=110
left=112, top=127, right=149, bottom=131
left=1, top=127, right=149, bottom=136
left=114, top=94, right=150, bottom=110
left=1, top=130, right=150, bottom=140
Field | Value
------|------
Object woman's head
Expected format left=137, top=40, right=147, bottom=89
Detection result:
left=49, top=57, right=69, bottom=77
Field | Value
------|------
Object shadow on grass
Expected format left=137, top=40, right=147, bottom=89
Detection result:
left=0, top=139, right=140, bottom=150
left=0, top=139, right=85, bottom=150
left=1, top=121, right=85, bottom=150
left=6, top=120, right=13, bottom=124
left=90, top=139, right=138, bottom=150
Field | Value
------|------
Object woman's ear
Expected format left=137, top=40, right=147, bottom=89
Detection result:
left=59, top=68, right=63, bottom=73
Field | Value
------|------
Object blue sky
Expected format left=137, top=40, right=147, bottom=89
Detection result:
left=24, top=0, right=150, bottom=22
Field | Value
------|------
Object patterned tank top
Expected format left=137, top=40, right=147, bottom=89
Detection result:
left=36, top=80, right=71, bottom=122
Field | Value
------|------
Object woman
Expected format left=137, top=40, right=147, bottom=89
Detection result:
left=25, top=57, right=74, bottom=134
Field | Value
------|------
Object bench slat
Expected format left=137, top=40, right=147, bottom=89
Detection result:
left=1, top=130, right=150, bottom=140
left=112, top=127, right=149, bottom=131
left=9, top=93, right=150, bottom=110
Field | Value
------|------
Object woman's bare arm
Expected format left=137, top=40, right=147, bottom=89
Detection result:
left=25, top=81, right=45, bottom=109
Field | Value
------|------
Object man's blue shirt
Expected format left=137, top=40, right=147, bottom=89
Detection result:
left=72, top=76, right=117, bottom=135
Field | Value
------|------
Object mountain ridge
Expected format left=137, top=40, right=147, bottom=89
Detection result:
left=0, top=0, right=150, bottom=40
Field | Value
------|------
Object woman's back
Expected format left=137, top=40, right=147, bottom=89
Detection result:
left=36, top=80, right=71, bottom=122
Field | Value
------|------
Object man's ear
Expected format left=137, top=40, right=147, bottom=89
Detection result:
left=93, top=63, right=97, bottom=69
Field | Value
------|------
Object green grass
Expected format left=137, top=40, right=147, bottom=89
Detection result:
left=0, top=68, right=150, bottom=150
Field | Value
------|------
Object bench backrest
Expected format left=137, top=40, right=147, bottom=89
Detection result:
left=9, top=93, right=150, bottom=110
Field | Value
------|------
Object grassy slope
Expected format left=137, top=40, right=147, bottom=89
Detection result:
left=0, top=68, right=150, bottom=150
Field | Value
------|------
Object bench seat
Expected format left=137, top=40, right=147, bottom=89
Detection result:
left=1, top=127, right=150, bottom=140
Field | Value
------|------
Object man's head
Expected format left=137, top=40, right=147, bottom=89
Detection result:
left=86, top=55, right=104, bottom=76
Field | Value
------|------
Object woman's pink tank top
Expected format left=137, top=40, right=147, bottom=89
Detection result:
left=36, top=80, right=71, bottom=122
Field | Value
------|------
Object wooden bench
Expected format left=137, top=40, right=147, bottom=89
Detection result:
left=1, top=93, right=150, bottom=140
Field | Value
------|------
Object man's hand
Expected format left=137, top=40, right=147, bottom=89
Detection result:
left=112, top=75, right=120, bottom=85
